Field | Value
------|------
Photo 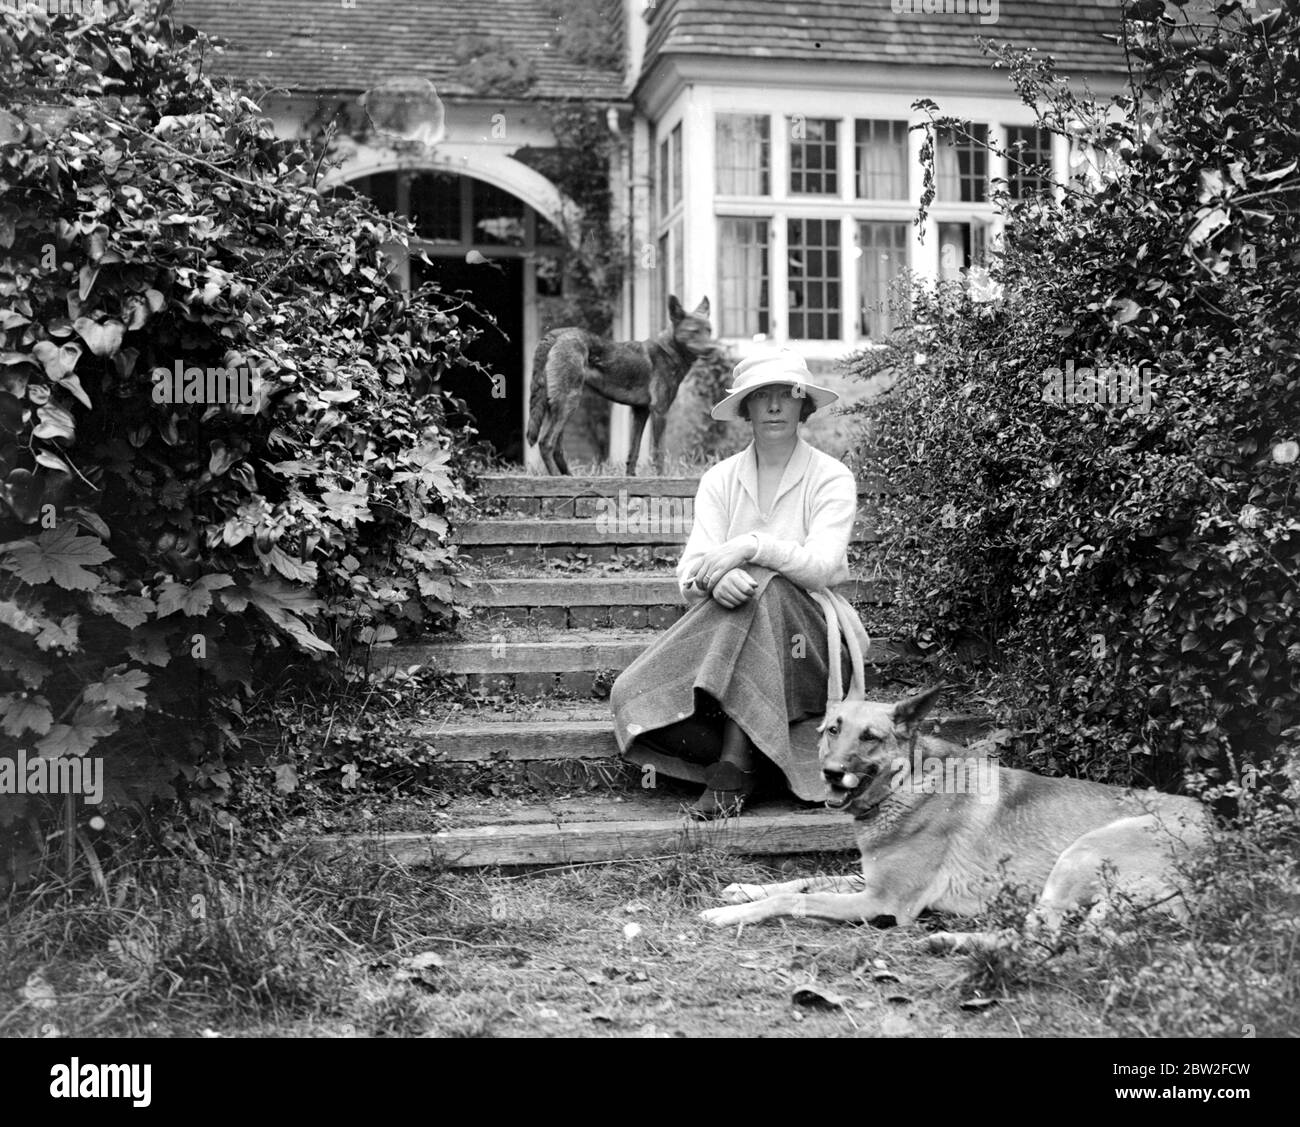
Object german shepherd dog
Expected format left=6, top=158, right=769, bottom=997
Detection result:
left=527, top=295, right=715, bottom=475
left=700, top=686, right=1210, bottom=952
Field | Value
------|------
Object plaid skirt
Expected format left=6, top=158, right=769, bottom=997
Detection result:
left=610, top=567, right=852, bottom=802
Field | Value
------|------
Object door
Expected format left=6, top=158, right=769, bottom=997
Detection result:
left=413, top=255, right=525, bottom=462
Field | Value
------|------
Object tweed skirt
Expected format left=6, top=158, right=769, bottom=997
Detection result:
left=609, top=567, right=851, bottom=802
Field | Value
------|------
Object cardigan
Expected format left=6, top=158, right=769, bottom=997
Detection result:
left=677, top=437, right=871, bottom=709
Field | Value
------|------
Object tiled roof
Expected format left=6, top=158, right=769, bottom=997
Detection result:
left=174, top=0, right=627, bottom=99
left=645, top=0, right=1131, bottom=74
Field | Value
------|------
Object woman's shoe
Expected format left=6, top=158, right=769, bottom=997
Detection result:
left=687, top=760, right=757, bottom=820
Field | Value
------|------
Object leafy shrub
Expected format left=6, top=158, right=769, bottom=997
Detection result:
left=850, top=4, right=1300, bottom=788
left=0, top=0, right=479, bottom=848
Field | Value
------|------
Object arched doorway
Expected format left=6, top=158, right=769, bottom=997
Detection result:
left=340, top=169, right=570, bottom=463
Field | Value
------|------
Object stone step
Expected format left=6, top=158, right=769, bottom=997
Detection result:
left=460, top=576, right=890, bottom=628
left=457, top=543, right=882, bottom=566
left=310, top=791, right=862, bottom=867
left=371, top=629, right=921, bottom=685
left=456, top=517, right=881, bottom=547
left=479, top=473, right=894, bottom=500
left=429, top=708, right=993, bottom=763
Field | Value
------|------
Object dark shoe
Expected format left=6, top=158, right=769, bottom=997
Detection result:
left=687, top=761, right=757, bottom=820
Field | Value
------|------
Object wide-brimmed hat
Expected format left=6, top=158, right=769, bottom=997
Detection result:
left=710, top=349, right=839, bottom=422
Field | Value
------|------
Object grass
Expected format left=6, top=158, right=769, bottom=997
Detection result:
left=5, top=792, right=1296, bottom=1037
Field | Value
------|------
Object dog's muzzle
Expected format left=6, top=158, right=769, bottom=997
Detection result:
left=823, top=764, right=876, bottom=810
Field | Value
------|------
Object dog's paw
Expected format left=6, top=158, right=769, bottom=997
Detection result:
left=720, top=882, right=769, bottom=905
left=926, top=929, right=1018, bottom=956
left=699, top=904, right=755, bottom=927
left=925, top=931, right=965, bottom=954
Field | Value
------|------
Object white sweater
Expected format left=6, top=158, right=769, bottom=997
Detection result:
left=677, top=436, right=856, bottom=603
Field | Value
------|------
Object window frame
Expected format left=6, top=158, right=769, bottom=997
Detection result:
left=715, top=113, right=772, bottom=198
left=788, top=116, right=840, bottom=197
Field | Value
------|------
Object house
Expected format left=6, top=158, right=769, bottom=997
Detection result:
left=175, top=0, right=1128, bottom=467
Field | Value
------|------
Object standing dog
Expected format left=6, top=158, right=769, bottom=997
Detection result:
left=527, top=295, right=715, bottom=475
left=700, top=686, right=1210, bottom=950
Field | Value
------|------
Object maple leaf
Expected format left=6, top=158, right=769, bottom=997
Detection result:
left=417, top=574, right=453, bottom=601
left=0, top=637, right=50, bottom=688
left=35, top=705, right=117, bottom=758
left=0, top=524, right=113, bottom=590
left=82, top=666, right=150, bottom=711
left=257, top=544, right=318, bottom=584
left=155, top=573, right=235, bottom=616
left=88, top=591, right=155, bottom=629
left=34, top=613, right=80, bottom=652
left=241, top=578, right=333, bottom=654
left=0, top=692, right=53, bottom=737
left=320, top=488, right=373, bottom=526
left=0, top=597, right=47, bottom=636
left=126, top=627, right=172, bottom=667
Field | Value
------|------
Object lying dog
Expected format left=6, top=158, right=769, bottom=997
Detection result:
left=526, top=295, right=715, bottom=475
left=700, top=686, right=1210, bottom=950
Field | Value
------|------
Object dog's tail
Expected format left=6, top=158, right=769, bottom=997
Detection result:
left=526, top=332, right=553, bottom=447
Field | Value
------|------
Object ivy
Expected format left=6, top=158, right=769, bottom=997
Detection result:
left=850, top=3, right=1300, bottom=789
left=0, top=0, right=478, bottom=841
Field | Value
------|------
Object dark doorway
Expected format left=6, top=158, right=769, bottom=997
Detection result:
left=412, top=255, right=525, bottom=462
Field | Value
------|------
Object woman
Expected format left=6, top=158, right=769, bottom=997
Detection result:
left=610, top=348, right=871, bottom=818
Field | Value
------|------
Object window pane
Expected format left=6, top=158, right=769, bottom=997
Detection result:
left=408, top=171, right=462, bottom=243
left=535, top=212, right=564, bottom=247
left=857, top=221, right=909, bottom=338
left=364, top=171, right=399, bottom=216
left=716, top=114, right=770, bottom=196
left=938, top=222, right=968, bottom=283
left=938, top=220, right=992, bottom=283
left=658, top=137, right=669, bottom=219
left=671, top=123, right=683, bottom=206
left=471, top=180, right=526, bottom=246
left=855, top=120, right=908, bottom=200
left=671, top=218, right=683, bottom=299
left=1007, top=125, right=1052, bottom=199
left=657, top=232, right=670, bottom=315
left=788, top=218, right=841, bottom=339
left=789, top=117, right=839, bottom=195
left=718, top=218, right=770, bottom=337
left=936, top=124, right=988, bottom=203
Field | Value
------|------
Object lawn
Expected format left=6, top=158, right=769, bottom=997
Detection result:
left=8, top=839, right=1290, bottom=1039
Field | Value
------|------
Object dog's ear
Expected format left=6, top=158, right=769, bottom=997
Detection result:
left=692, top=296, right=710, bottom=317
left=668, top=294, right=685, bottom=322
left=892, top=684, right=943, bottom=735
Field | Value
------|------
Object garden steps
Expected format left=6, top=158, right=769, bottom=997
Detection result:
left=330, top=472, right=938, bottom=867
left=313, top=790, right=863, bottom=868
left=370, top=628, right=922, bottom=685
left=456, top=517, right=881, bottom=546
left=457, top=574, right=887, bottom=629
left=417, top=704, right=991, bottom=764
left=457, top=575, right=889, bottom=608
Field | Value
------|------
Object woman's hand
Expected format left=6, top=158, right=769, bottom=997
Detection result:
left=684, top=537, right=755, bottom=594
left=710, top=568, right=758, bottom=609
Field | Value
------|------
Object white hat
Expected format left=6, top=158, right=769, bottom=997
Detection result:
left=710, top=348, right=839, bottom=422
